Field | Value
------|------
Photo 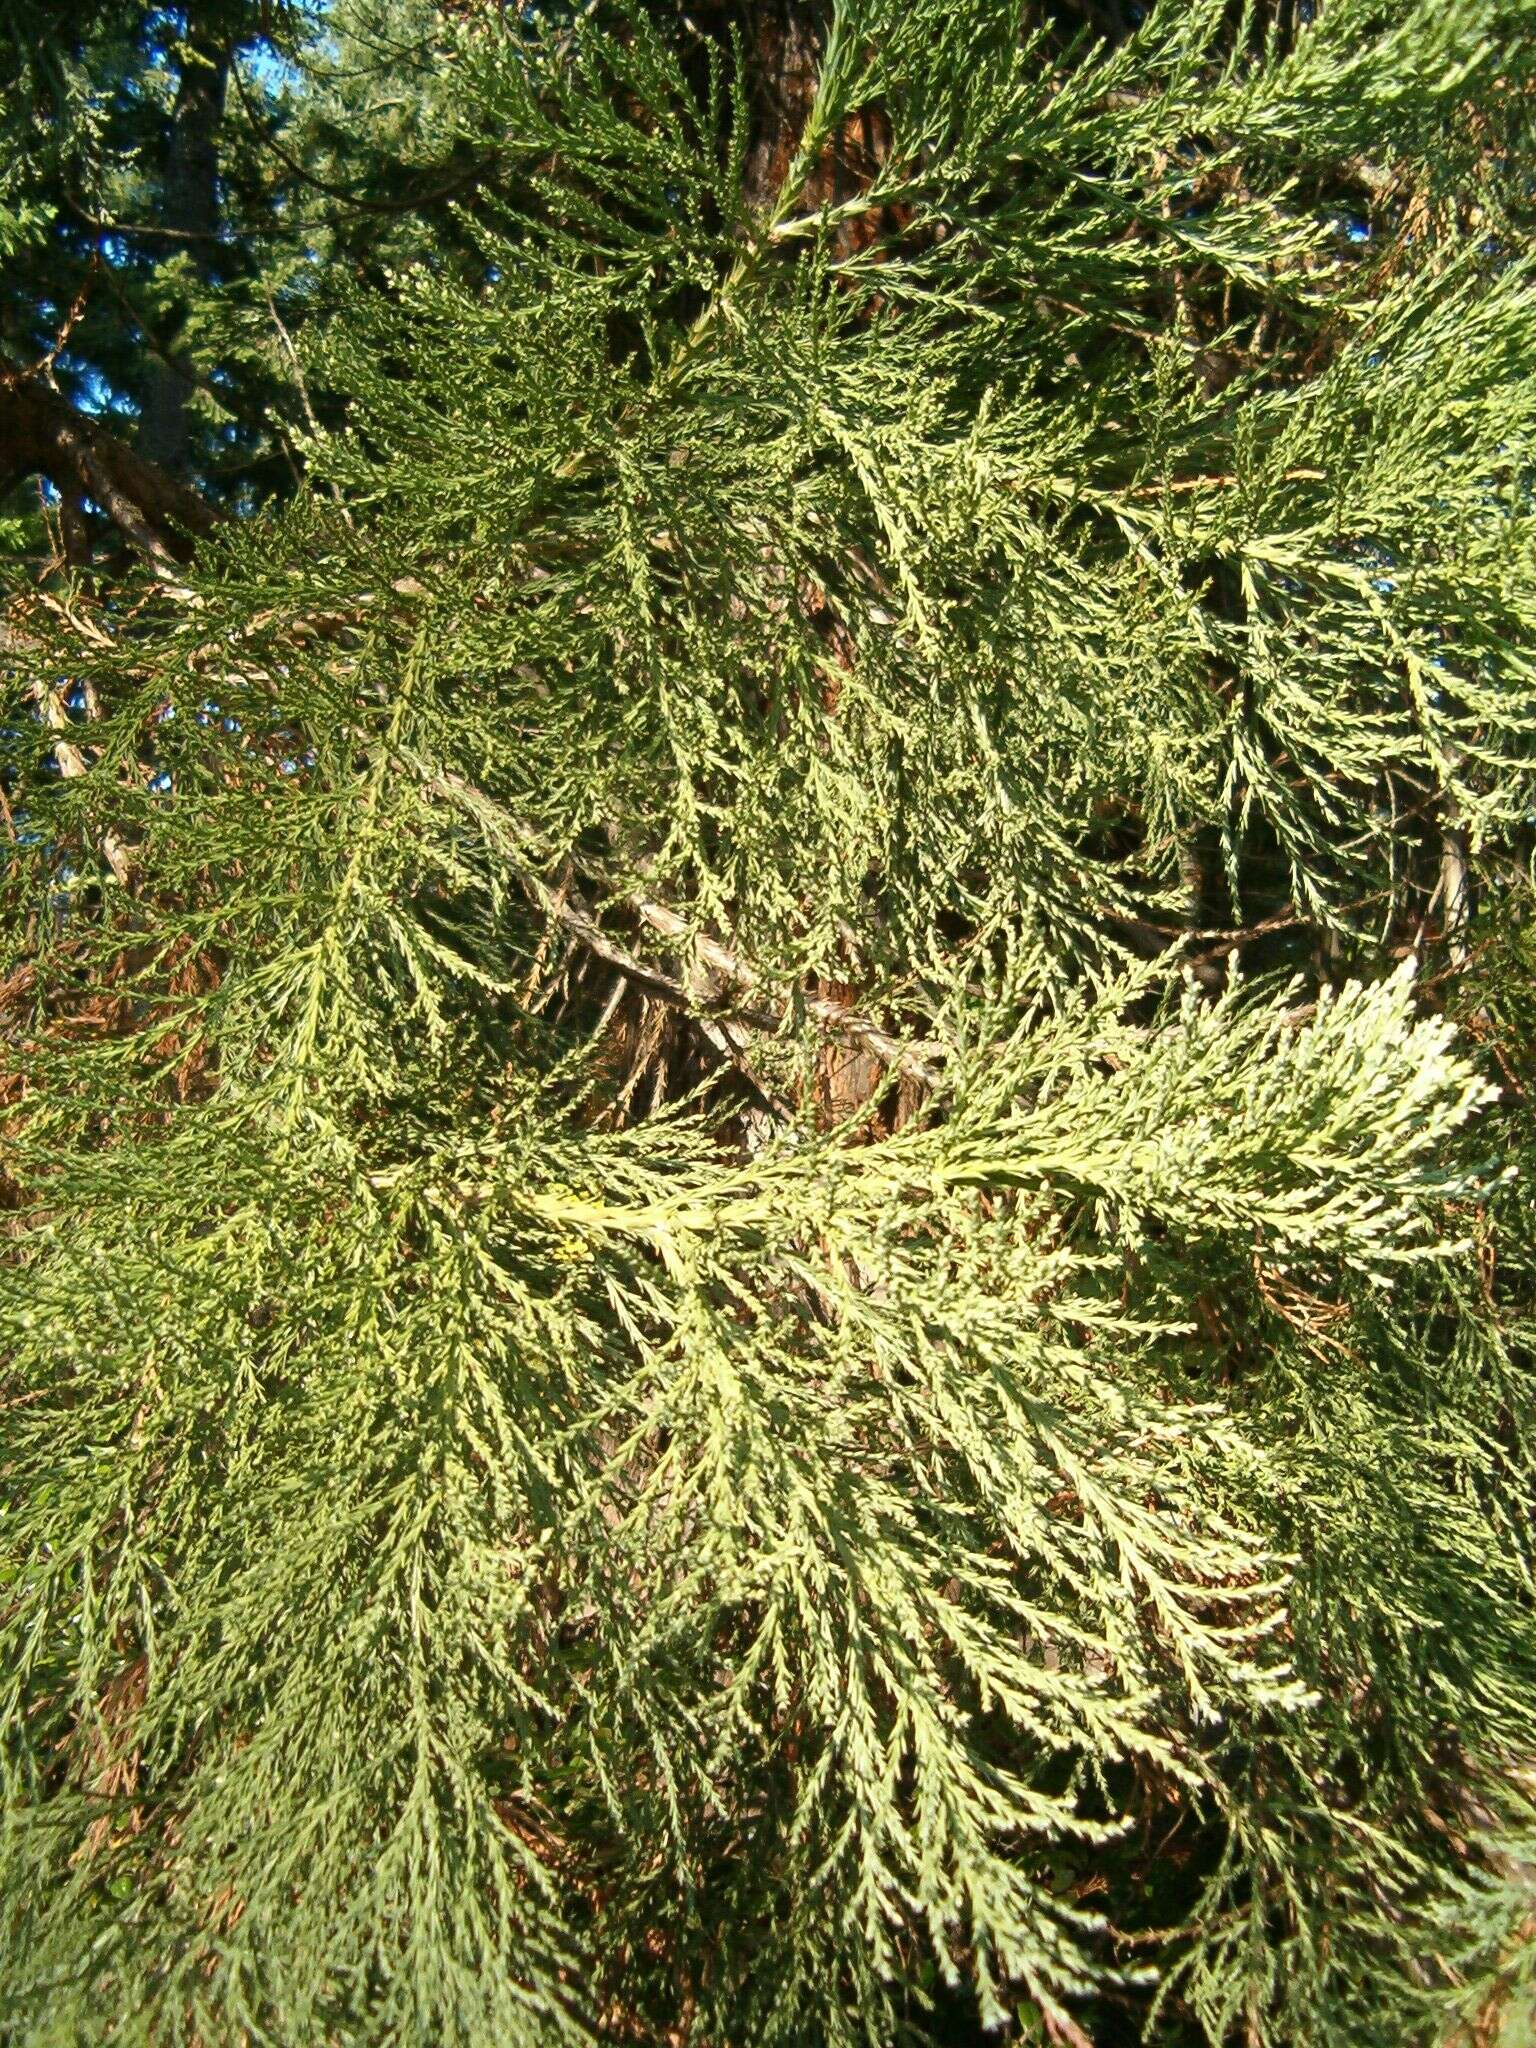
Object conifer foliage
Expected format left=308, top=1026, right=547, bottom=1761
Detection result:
left=5, top=3, right=1536, bottom=2042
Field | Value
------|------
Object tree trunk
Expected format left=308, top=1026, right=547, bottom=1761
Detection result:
left=738, top=0, right=825, bottom=215
left=138, top=15, right=232, bottom=479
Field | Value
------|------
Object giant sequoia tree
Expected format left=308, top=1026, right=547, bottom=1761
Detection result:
left=5, top=3, right=1536, bottom=2043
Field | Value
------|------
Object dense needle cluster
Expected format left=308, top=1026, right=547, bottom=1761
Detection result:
left=4, top=3, right=1536, bottom=2043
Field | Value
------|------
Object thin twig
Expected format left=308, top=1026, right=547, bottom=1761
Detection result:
left=261, top=280, right=352, bottom=523
left=426, top=770, right=941, bottom=1091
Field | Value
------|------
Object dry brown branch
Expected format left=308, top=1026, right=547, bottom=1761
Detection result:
left=426, top=770, right=941, bottom=1093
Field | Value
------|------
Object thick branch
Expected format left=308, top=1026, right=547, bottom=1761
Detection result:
left=0, top=375, right=221, bottom=564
